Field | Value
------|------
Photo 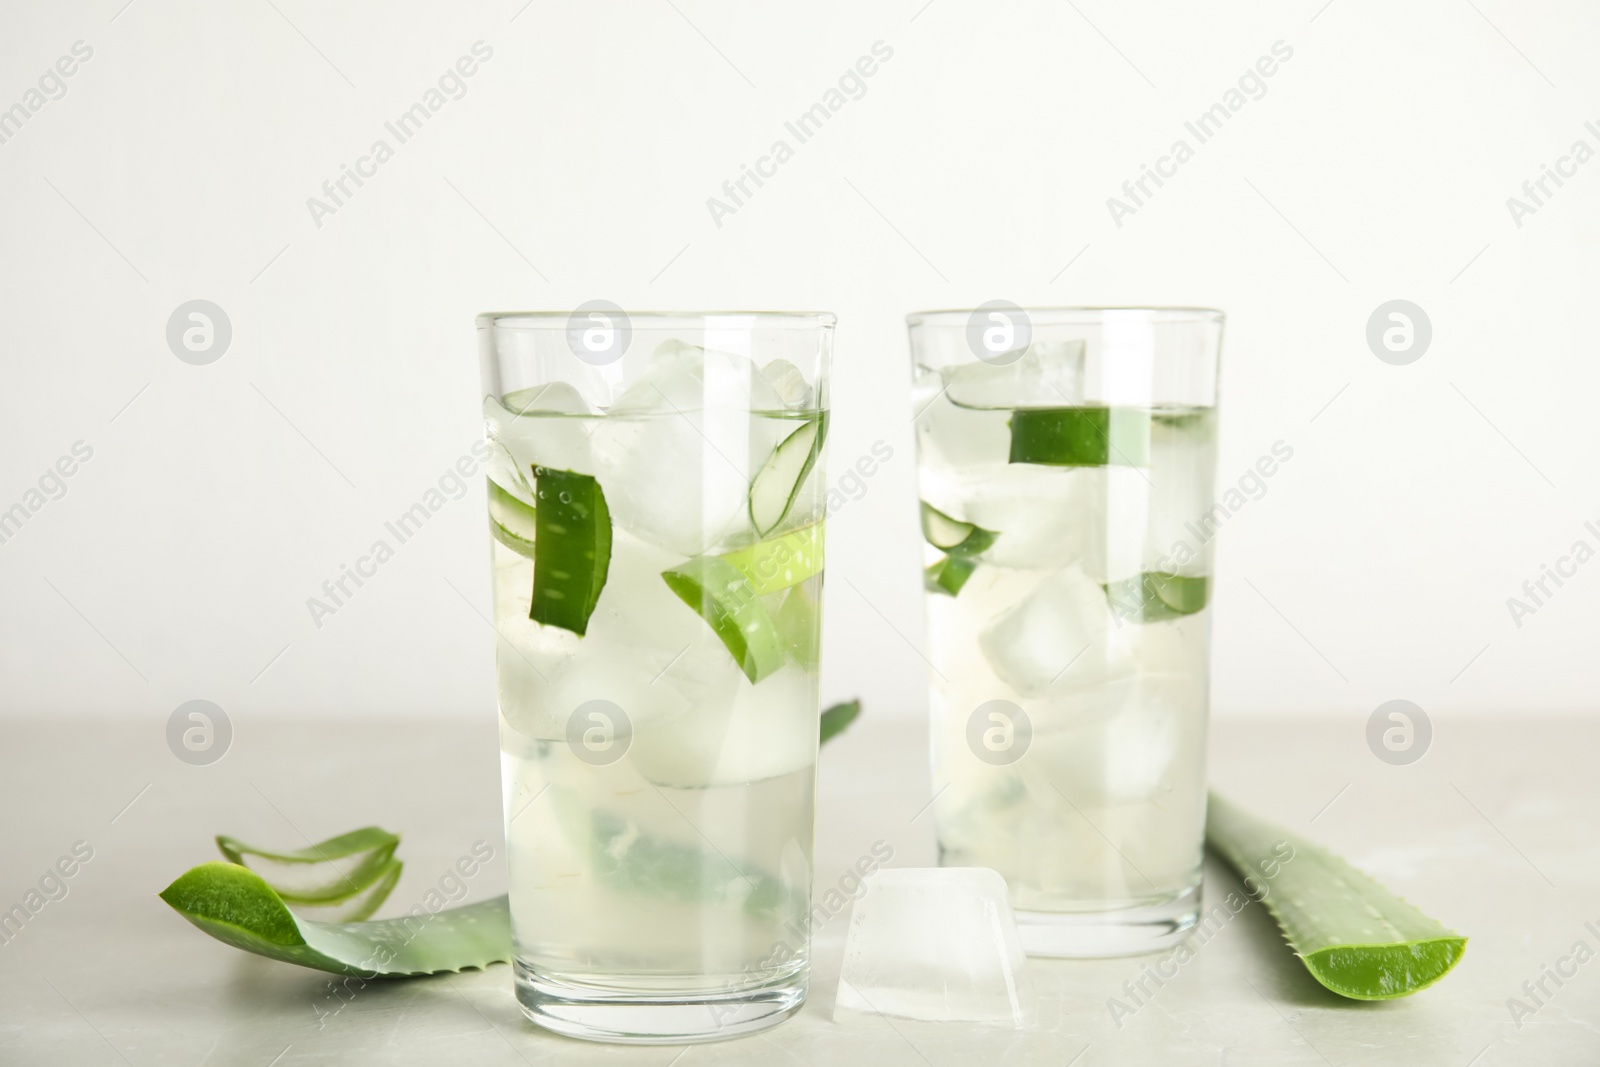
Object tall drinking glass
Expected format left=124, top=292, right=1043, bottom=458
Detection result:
left=907, top=307, right=1223, bottom=957
left=477, top=310, right=833, bottom=1042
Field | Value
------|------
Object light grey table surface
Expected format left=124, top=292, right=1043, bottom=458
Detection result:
left=1, top=713, right=1594, bottom=1066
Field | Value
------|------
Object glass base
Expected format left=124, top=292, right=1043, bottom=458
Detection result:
left=514, top=959, right=807, bottom=1044
left=1016, top=883, right=1201, bottom=958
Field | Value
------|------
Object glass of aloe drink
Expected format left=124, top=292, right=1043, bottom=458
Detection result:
left=907, top=307, right=1223, bottom=957
left=477, top=310, right=833, bottom=1042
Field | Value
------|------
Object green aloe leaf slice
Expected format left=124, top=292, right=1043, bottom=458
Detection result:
left=820, top=700, right=860, bottom=745
left=924, top=555, right=979, bottom=597
left=1008, top=406, right=1151, bottom=467
left=529, top=466, right=612, bottom=636
left=215, top=826, right=401, bottom=907
left=719, top=522, right=824, bottom=596
left=919, top=502, right=996, bottom=557
left=661, top=556, right=787, bottom=684
left=487, top=481, right=537, bottom=558
left=159, top=862, right=510, bottom=977
left=774, top=583, right=821, bottom=671
left=1206, top=792, right=1467, bottom=1000
left=1103, top=572, right=1209, bottom=622
left=749, top=414, right=827, bottom=536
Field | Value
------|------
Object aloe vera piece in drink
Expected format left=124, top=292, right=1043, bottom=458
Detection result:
left=487, top=481, right=537, bottom=558
left=1103, top=572, right=1209, bottom=623
left=921, top=502, right=994, bottom=597
left=749, top=414, right=827, bottom=536
left=1206, top=792, right=1467, bottom=1000
left=1008, top=407, right=1151, bottom=467
left=529, top=466, right=612, bottom=636
left=159, top=862, right=510, bottom=977
left=820, top=699, right=860, bottom=745
left=774, top=583, right=821, bottom=670
left=661, top=556, right=787, bottom=684
left=719, top=521, right=824, bottom=595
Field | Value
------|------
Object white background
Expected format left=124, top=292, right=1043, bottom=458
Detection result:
left=1, top=0, right=1596, bottom=728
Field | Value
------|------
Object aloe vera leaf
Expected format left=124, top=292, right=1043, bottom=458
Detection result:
left=530, top=466, right=612, bottom=636
left=719, top=521, right=824, bottom=596
left=749, top=414, right=828, bottom=535
left=919, top=502, right=996, bottom=557
left=160, top=862, right=510, bottom=977
left=1008, top=407, right=1151, bottom=467
left=487, top=481, right=537, bottom=558
left=1206, top=792, right=1467, bottom=1000
left=820, top=700, right=860, bottom=745
left=661, top=556, right=787, bottom=684
left=585, top=807, right=785, bottom=917
left=924, top=555, right=979, bottom=596
left=774, top=584, right=822, bottom=670
left=1103, top=572, right=1209, bottom=623
left=285, top=859, right=404, bottom=923
left=215, top=826, right=401, bottom=906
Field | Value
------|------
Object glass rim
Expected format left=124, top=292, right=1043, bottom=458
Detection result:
left=478, top=310, right=836, bottom=330
left=906, top=306, right=1224, bottom=326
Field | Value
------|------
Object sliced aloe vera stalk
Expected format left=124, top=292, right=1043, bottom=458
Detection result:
left=215, top=826, right=401, bottom=907
left=774, top=583, right=821, bottom=670
left=719, top=522, right=824, bottom=595
left=284, top=859, right=404, bottom=923
left=749, top=414, right=827, bottom=536
left=1009, top=406, right=1151, bottom=467
left=1206, top=792, right=1467, bottom=1000
left=487, top=481, right=537, bottom=557
left=919, top=502, right=996, bottom=556
left=924, top=555, right=979, bottom=596
left=1103, top=572, right=1209, bottom=622
left=529, top=466, right=612, bottom=636
left=820, top=699, right=859, bottom=745
left=662, top=556, right=787, bottom=684
left=160, top=862, right=510, bottom=977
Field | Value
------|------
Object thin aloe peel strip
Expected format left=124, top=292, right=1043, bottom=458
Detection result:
left=216, top=826, right=401, bottom=907
left=159, top=862, right=510, bottom=977
left=661, top=556, right=787, bottom=684
left=1206, top=792, right=1467, bottom=1000
left=920, top=502, right=995, bottom=597
left=1103, top=572, right=1209, bottom=623
left=749, top=414, right=827, bottom=536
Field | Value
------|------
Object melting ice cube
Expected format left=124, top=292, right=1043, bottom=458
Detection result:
left=979, top=566, right=1137, bottom=697
left=834, top=867, right=1034, bottom=1026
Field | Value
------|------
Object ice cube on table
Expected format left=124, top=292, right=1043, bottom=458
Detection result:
left=979, top=566, right=1137, bottom=697
left=834, top=867, right=1034, bottom=1027
left=941, top=340, right=1087, bottom=410
left=594, top=340, right=784, bottom=556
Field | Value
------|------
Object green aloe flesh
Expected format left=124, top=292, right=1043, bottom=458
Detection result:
left=159, top=862, right=510, bottom=977
left=216, top=826, right=401, bottom=909
left=820, top=700, right=860, bottom=745
left=529, top=467, right=612, bottom=636
left=1206, top=792, right=1467, bottom=1000
left=749, top=414, right=827, bottom=536
left=661, top=556, right=787, bottom=684
left=924, top=555, right=979, bottom=596
left=921, top=502, right=994, bottom=597
left=487, top=482, right=538, bottom=557
left=1103, top=572, right=1210, bottom=623
left=774, top=584, right=821, bottom=670
left=1008, top=406, right=1151, bottom=467
left=719, top=522, right=824, bottom=596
